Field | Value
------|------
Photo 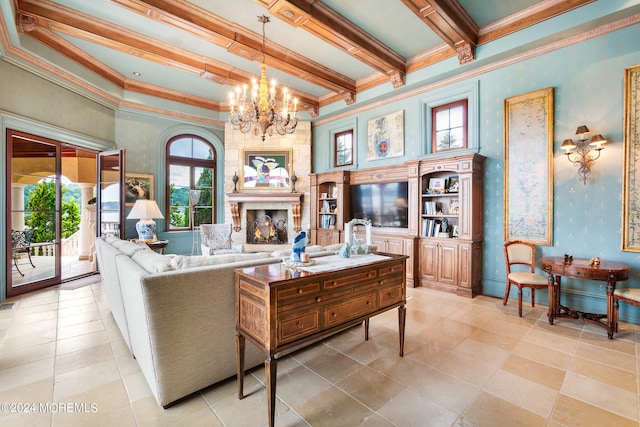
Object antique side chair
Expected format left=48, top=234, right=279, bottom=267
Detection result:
left=613, top=288, right=640, bottom=333
left=503, top=240, right=548, bottom=317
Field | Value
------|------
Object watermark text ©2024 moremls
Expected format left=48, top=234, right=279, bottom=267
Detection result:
left=1, top=402, right=98, bottom=413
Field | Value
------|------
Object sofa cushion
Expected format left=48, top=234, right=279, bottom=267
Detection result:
left=132, top=249, right=174, bottom=273
left=170, top=252, right=272, bottom=270
left=111, top=239, right=147, bottom=256
left=104, top=235, right=120, bottom=244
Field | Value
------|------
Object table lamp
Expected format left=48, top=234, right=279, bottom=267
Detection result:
left=127, top=199, right=164, bottom=242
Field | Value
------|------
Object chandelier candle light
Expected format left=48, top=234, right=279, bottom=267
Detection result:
left=560, top=125, right=607, bottom=185
left=228, top=15, right=298, bottom=141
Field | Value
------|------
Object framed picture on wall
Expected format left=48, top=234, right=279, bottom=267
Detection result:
left=623, top=64, right=640, bottom=251
left=242, top=149, right=292, bottom=190
left=125, top=173, right=154, bottom=206
left=504, top=87, right=554, bottom=245
left=366, top=110, right=404, bottom=161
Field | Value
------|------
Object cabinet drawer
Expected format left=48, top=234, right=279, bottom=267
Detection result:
left=323, top=292, right=377, bottom=328
left=276, top=281, right=321, bottom=302
left=379, top=263, right=404, bottom=278
left=378, top=283, right=403, bottom=308
left=278, top=310, right=320, bottom=345
left=324, top=270, right=377, bottom=289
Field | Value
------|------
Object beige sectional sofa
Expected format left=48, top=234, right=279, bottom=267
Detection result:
left=94, top=236, right=337, bottom=408
left=95, top=236, right=283, bottom=407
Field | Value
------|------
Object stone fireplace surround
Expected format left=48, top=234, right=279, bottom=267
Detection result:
left=227, top=191, right=304, bottom=249
left=223, top=122, right=311, bottom=250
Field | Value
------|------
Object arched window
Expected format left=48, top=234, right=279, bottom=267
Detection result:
left=166, top=135, right=215, bottom=230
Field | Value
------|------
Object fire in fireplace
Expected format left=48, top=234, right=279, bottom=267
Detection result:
left=247, top=212, right=288, bottom=244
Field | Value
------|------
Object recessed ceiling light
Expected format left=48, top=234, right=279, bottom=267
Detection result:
left=133, top=72, right=141, bottom=76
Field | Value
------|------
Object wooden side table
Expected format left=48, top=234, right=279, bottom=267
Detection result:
left=131, top=239, right=169, bottom=254
left=539, top=256, right=630, bottom=338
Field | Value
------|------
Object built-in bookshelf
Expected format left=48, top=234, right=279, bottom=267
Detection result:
left=310, top=170, right=349, bottom=247
left=418, top=153, right=485, bottom=297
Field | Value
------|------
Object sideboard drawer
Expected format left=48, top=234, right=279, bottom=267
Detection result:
left=278, top=309, right=320, bottom=345
left=323, top=291, right=377, bottom=328
left=379, top=263, right=404, bottom=278
left=378, top=282, right=404, bottom=308
left=324, top=270, right=377, bottom=290
left=276, top=281, right=321, bottom=302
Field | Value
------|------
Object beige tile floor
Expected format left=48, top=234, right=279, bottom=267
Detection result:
left=1, top=281, right=639, bottom=426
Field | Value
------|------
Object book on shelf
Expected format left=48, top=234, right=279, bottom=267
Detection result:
left=421, top=218, right=442, bottom=237
left=423, top=201, right=437, bottom=215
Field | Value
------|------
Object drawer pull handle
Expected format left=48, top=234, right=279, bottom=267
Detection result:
left=296, top=322, right=304, bottom=329
left=298, top=289, right=303, bottom=294
left=368, top=273, right=375, bottom=277
left=316, top=297, right=322, bottom=303
left=367, top=301, right=372, bottom=305
left=331, top=312, right=337, bottom=318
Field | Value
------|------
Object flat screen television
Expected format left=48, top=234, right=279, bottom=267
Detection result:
left=350, top=181, right=409, bottom=228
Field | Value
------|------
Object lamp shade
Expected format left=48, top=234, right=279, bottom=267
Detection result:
left=589, top=134, right=607, bottom=146
left=127, top=199, right=163, bottom=242
left=127, top=199, right=164, bottom=220
left=575, top=125, right=590, bottom=136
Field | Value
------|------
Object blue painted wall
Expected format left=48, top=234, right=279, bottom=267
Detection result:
left=312, top=25, right=640, bottom=324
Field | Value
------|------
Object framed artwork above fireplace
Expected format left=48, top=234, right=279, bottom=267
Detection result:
left=242, top=149, right=292, bottom=190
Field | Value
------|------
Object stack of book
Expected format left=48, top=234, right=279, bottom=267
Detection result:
left=423, top=201, right=437, bottom=215
left=421, top=218, right=441, bottom=237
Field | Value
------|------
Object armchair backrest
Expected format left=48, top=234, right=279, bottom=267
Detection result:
left=200, top=224, right=232, bottom=250
left=504, top=240, right=536, bottom=274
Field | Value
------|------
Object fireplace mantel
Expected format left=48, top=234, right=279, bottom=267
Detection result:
left=226, top=192, right=304, bottom=233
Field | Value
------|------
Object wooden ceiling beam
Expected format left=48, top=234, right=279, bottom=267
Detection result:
left=16, top=0, right=320, bottom=111
left=113, top=0, right=355, bottom=102
left=256, top=0, right=407, bottom=88
left=400, top=0, right=478, bottom=65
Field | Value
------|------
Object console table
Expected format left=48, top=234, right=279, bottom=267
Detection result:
left=539, top=256, right=630, bottom=338
left=235, top=253, right=407, bottom=427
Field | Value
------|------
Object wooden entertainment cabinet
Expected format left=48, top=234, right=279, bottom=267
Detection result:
left=310, top=153, right=485, bottom=296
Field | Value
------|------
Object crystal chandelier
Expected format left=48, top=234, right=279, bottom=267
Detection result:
left=229, top=15, right=298, bottom=141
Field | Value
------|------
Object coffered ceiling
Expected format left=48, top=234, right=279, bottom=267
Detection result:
left=0, top=0, right=635, bottom=122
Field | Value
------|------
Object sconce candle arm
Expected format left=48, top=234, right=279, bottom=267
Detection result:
left=560, top=125, right=607, bottom=185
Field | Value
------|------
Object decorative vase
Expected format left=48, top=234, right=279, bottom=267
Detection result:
left=339, top=242, right=351, bottom=258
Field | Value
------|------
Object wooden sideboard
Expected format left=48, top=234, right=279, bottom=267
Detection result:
left=235, top=253, right=407, bottom=427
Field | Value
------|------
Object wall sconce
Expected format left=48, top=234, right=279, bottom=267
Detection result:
left=560, top=125, right=607, bottom=185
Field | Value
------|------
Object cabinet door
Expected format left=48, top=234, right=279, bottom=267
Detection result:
left=457, top=242, right=471, bottom=289
left=317, top=230, right=339, bottom=247
left=419, top=239, right=437, bottom=281
left=437, top=242, right=457, bottom=285
left=385, top=238, right=404, bottom=255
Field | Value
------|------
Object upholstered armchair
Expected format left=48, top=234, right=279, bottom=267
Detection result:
left=200, top=224, right=243, bottom=255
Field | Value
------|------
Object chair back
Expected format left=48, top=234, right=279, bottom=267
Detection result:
left=200, top=223, right=232, bottom=250
left=504, top=240, right=536, bottom=274
left=12, top=229, right=34, bottom=250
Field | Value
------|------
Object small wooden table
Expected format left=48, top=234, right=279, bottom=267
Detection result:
left=539, top=256, right=630, bottom=338
left=131, top=239, right=169, bottom=254
left=235, top=253, right=407, bottom=427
